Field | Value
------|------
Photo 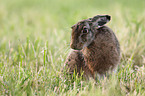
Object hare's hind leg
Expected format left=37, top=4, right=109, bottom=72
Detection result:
left=94, top=66, right=119, bottom=81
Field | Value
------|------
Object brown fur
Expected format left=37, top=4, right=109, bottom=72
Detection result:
left=63, top=15, right=120, bottom=79
left=64, top=50, right=93, bottom=78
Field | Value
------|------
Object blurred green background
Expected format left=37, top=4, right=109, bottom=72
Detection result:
left=0, top=0, right=145, bottom=95
left=0, top=0, right=145, bottom=41
left=0, top=0, right=145, bottom=56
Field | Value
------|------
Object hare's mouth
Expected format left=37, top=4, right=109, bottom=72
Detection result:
left=70, top=45, right=83, bottom=50
left=70, top=46, right=82, bottom=50
left=71, top=47, right=82, bottom=50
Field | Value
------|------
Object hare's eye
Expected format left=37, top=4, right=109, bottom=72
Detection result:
left=83, top=28, right=88, bottom=34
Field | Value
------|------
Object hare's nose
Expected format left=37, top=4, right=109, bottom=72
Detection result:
left=70, top=44, right=76, bottom=49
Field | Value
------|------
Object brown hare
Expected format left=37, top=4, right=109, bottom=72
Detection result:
left=63, top=15, right=120, bottom=80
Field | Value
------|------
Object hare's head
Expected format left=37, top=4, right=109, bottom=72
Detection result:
left=70, top=15, right=111, bottom=50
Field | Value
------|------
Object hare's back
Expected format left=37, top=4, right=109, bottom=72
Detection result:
left=95, top=26, right=120, bottom=55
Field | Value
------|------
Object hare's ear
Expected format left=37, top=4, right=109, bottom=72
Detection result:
left=91, top=15, right=111, bottom=27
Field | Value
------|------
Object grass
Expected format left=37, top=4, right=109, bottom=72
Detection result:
left=0, top=0, right=145, bottom=95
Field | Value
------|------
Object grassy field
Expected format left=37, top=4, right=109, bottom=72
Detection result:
left=0, top=0, right=145, bottom=95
